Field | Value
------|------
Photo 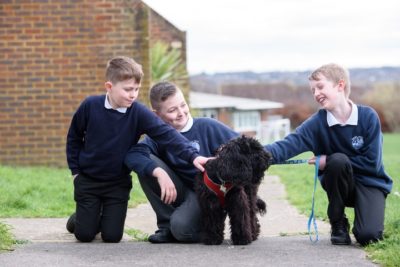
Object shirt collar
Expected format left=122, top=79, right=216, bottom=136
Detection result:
left=180, top=115, right=193, bottom=133
left=327, top=101, right=358, bottom=127
left=104, top=94, right=127, bottom=113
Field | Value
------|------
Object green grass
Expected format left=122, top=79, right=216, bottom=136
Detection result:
left=124, top=228, right=149, bottom=242
left=268, top=133, right=400, bottom=267
left=0, top=222, right=14, bottom=251
left=0, top=166, right=73, bottom=218
left=0, top=167, right=147, bottom=218
left=0, top=167, right=148, bottom=251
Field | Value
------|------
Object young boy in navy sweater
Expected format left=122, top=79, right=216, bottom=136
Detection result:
left=125, top=81, right=238, bottom=243
left=66, top=57, right=208, bottom=243
left=265, top=63, right=392, bottom=246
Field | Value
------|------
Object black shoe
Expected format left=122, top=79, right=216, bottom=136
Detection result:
left=148, top=229, right=176, bottom=243
left=66, top=212, right=101, bottom=234
left=66, top=212, right=76, bottom=233
left=330, top=217, right=351, bottom=245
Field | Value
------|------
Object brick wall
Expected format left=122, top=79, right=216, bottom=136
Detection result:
left=217, top=108, right=233, bottom=128
left=0, top=0, right=187, bottom=167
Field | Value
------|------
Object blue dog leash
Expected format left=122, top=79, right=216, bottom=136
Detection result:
left=271, top=156, right=320, bottom=243
left=307, top=155, right=320, bottom=243
left=272, top=159, right=308, bottom=165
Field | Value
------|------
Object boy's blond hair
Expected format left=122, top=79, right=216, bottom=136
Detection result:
left=106, top=56, right=143, bottom=84
left=309, top=63, right=351, bottom=98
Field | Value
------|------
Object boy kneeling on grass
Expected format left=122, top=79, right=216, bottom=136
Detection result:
left=65, top=56, right=208, bottom=243
left=265, top=63, right=392, bottom=246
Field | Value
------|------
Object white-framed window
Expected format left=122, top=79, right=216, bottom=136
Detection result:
left=197, top=109, right=218, bottom=119
left=233, top=111, right=260, bottom=132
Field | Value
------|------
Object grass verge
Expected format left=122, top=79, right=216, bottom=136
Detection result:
left=0, top=167, right=147, bottom=218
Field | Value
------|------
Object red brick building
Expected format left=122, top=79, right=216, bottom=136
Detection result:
left=0, top=0, right=189, bottom=166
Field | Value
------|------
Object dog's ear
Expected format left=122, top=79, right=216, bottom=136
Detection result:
left=251, top=150, right=271, bottom=181
left=257, top=149, right=272, bottom=170
left=204, top=158, right=218, bottom=177
left=244, top=137, right=272, bottom=183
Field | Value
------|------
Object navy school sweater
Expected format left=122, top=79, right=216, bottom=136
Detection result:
left=125, top=117, right=239, bottom=188
left=66, top=95, right=199, bottom=180
left=265, top=105, right=392, bottom=194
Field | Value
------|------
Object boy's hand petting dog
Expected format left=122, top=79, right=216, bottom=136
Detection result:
left=193, top=156, right=213, bottom=172
left=152, top=167, right=177, bottom=204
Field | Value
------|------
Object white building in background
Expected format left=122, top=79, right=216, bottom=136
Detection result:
left=189, top=92, right=290, bottom=144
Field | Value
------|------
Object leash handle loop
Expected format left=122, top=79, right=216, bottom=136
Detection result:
left=307, top=155, right=320, bottom=243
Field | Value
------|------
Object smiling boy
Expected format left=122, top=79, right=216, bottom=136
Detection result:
left=125, top=81, right=238, bottom=243
left=265, top=63, right=392, bottom=246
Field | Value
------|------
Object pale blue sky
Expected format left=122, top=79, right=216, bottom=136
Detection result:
left=144, top=0, right=400, bottom=74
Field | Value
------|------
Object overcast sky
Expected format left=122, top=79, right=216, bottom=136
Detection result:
left=143, top=0, right=400, bottom=75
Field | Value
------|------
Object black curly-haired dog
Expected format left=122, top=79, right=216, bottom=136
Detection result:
left=195, top=135, right=271, bottom=245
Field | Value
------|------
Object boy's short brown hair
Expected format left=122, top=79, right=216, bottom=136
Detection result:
left=149, top=81, right=179, bottom=111
left=106, top=56, right=143, bottom=84
left=309, top=63, right=351, bottom=98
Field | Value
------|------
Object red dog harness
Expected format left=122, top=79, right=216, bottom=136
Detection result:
left=203, top=171, right=233, bottom=207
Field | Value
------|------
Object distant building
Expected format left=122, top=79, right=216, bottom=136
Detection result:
left=190, top=92, right=290, bottom=144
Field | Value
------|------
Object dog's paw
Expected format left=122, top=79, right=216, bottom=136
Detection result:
left=256, top=197, right=267, bottom=216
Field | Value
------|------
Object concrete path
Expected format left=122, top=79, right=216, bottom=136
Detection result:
left=0, top=175, right=377, bottom=266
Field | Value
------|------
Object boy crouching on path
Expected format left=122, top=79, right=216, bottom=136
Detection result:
left=265, top=63, right=392, bottom=246
left=66, top=56, right=208, bottom=243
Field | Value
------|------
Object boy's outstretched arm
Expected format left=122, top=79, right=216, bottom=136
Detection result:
left=125, top=143, right=158, bottom=178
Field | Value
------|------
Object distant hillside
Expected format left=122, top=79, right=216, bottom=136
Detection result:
left=190, top=66, right=400, bottom=131
left=190, top=66, right=400, bottom=94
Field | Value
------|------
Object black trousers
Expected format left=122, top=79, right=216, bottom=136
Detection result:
left=73, top=173, right=132, bottom=242
left=320, top=153, right=386, bottom=245
left=138, top=155, right=202, bottom=242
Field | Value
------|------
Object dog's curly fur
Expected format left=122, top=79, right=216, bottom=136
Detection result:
left=195, top=135, right=271, bottom=245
